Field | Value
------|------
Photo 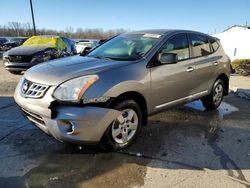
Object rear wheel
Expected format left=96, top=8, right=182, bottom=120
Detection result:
left=9, top=70, right=22, bottom=75
left=202, top=79, right=225, bottom=110
left=102, top=99, right=142, bottom=151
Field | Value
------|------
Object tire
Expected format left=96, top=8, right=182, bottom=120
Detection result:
left=202, top=79, right=225, bottom=110
left=101, top=99, right=143, bottom=151
left=9, top=70, right=22, bottom=75
left=230, top=65, right=235, bottom=74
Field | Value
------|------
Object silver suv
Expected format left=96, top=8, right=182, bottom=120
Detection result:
left=14, top=30, right=230, bottom=150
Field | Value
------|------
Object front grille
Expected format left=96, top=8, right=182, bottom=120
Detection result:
left=8, top=55, right=32, bottom=63
left=21, top=80, right=49, bottom=98
left=21, top=108, right=45, bottom=127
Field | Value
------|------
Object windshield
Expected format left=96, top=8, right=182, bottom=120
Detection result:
left=87, top=33, right=162, bottom=61
left=10, top=38, right=22, bottom=42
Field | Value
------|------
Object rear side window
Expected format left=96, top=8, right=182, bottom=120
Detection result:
left=209, top=37, right=220, bottom=52
left=189, top=34, right=212, bottom=57
left=161, top=34, right=189, bottom=61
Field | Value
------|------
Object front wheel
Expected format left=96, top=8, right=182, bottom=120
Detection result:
left=202, top=79, right=225, bottom=110
left=102, top=99, right=142, bottom=151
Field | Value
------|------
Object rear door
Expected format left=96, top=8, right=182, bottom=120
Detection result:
left=150, top=33, right=197, bottom=111
left=188, top=33, right=219, bottom=94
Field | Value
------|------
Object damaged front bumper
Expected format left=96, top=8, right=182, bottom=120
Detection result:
left=14, top=81, right=121, bottom=144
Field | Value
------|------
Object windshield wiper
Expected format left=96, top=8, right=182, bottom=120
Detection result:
left=94, top=55, right=142, bottom=61
left=95, top=56, right=114, bottom=60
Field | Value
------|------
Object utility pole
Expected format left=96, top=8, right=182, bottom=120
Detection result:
left=30, top=0, right=36, bottom=35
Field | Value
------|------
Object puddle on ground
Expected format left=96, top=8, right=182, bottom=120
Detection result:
left=217, top=102, right=239, bottom=116
left=185, top=100, right=239, bottom=117
left=21, top=147, right=148, bottom=188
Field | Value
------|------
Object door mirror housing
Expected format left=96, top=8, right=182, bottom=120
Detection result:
left=158, top=53, right=178, bottom=64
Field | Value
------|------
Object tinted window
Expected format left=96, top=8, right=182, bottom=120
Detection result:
left=209, top=37, right=219, bottom=52
left=189, top=34, right=212, bottom=57
left=161, top=34, right=189, bottom=61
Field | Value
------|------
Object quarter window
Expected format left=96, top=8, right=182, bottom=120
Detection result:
left=209, top=38, right=219, bottom=52
left=189, top=34, right=212, bottom=57
left=161, top=34, right=189, bottom=61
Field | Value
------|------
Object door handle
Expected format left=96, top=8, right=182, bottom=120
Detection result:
left=186, top=67, right=194, bottom=72
left=213, top=61, right=218, bottom=66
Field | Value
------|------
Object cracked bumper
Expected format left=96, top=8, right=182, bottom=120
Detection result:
left=14, top=81, right=121, bottom=144
left=34, top=106, right=120, bottom=144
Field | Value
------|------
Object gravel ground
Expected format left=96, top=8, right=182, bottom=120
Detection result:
left=0, top=60, right=249, bottom=188
left=230, top=75, right=250, bottom=100
left=0, top=59, right=22, bottom=96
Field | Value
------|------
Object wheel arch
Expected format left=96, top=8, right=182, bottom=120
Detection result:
left=216, top=73, right=229, bottom=96
left=109, top=91, right=148, bottom=126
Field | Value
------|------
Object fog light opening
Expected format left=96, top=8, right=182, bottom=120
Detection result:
left=67, top=122, right=76, bottom=135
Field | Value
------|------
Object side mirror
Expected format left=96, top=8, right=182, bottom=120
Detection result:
left=158, top=53, right=177, bottom=64
left=80, top=47, right=91, bottom=56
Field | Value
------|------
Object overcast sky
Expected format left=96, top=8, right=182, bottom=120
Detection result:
left=1, top=0, right=250, bottom=34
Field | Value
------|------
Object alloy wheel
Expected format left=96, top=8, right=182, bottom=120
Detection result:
left=213, top=84, right=223, bottom=106
left=111, top=108, right=138, bottom=144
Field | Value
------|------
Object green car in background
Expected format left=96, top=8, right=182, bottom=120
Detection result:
left=3, top=35, right=77, bottom=74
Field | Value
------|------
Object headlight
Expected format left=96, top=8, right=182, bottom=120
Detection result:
left=53, top=75, right=99, bottom=102
left=32, top=49, right=55, bottom=62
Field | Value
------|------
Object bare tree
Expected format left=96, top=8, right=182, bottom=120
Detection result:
left=0, top=22, right=127, bottom=39
left=8, top=21, right=22, bottom=36
left=23, top=23, right=33, bottom=36
left=65, top=26, right=74, bottom=38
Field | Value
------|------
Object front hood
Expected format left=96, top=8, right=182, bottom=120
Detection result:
left=25, top=55, right=131, bottom=85
left=4, top=42, right=16, bottom=45
left=7, top=45, right=52, bottom=56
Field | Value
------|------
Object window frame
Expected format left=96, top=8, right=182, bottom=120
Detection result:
left=208, top=37, right=220, bottom=53
left=188, top=33, right=213, bottom=59
left=158, top=33, right=191, bottom=62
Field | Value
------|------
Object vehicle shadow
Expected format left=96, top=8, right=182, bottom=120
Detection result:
left=0, top=95, right=249, bottom=187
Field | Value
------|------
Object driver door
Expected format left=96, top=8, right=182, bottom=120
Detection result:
left=150, top=33, right=197, bottom=112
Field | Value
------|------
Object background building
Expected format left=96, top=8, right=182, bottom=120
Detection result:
left=213, top=25, right=250, bottom=61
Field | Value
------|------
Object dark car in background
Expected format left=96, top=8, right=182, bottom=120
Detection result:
left=3, top=35, right=77, bottom=74
left=0, top=37, right=8, bottom=50
left=1, top=37, right=28, bottom=51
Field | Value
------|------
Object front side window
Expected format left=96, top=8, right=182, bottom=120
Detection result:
left=160, top=34, right=189, bottom=61
left=189, top=34, right=212, bottom=57
left=87, top=33, right=161, bottom=61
